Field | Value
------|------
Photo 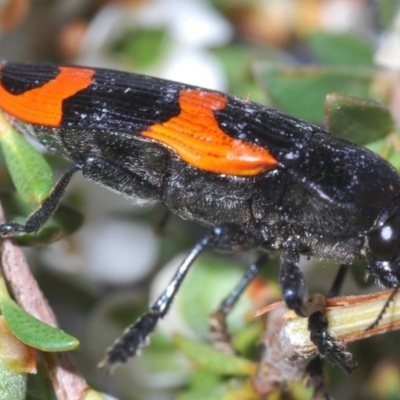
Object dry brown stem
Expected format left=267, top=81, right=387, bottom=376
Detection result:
left=0, top=203, right=89, bottom=400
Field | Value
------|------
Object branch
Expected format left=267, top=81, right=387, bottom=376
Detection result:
left=0, top=203, right=89, bottom=400
left=254, top=290, right=400, bottom=393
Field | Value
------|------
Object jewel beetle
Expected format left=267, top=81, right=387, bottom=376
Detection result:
left=0, top=62, right=399, bottom=373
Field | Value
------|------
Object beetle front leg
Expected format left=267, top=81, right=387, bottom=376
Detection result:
left=279, top=255, right=310, bottom=316
left=279, top=253, right=325, bottom=317
left=308, top=264, right=357, bottom=374
left=279, top=254, right=357, bottom=374
left=305, top=264, right=352, bottom=398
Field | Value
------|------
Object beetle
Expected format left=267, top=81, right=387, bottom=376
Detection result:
left=0, top=62, right=399, bottom=374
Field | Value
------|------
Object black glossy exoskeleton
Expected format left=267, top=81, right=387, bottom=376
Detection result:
left=0, top=62, right=399, bottom=379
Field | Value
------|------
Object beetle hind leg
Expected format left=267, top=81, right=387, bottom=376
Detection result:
left=99, top=233, right=212, bottom=370
left=100, top=223, right=261, bottom=370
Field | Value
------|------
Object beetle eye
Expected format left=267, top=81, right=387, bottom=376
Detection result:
left=369, top=213, right=400, bottom=261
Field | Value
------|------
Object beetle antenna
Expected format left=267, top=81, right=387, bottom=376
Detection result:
left=366, top=285, right=400, bottom=331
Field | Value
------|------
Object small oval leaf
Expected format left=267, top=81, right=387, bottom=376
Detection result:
left=15, top=227, right=64, bottom=246
left=255, top=63, right=375, bottom=122
left=325, top=94, right=394, bottom=144
left=0, top=111, right=54, bottom=204
left=307, top=32, right=374, bottom=67
left=173, top=334, right=257, bottom=376
left=0, top=298, right=79, bottom=352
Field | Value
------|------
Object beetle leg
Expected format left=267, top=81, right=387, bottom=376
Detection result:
left=99, top=234, right=210, bottom=370
left=0, top=162, right=83, bottom=236
left=0, top=155, right=161, bottom=238
left=209, top=253, right=268, bottom=354
left=279, top=254, right=312, bottom=316
left=308, top=311, right=357, bottom=375
left=327, top=264, right=349, bottom=298
left=100, top=223, right=260, bottom=370
left=280, top=257, right=357, bottom=374
left=305, top=264, right=352, bottom=398
left=308, top=263, right=357, bottom=375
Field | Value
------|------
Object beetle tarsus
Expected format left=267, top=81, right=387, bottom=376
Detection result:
left=309, top=311, right=358, bottom=374
left=0, top=222, right=30, bottom=237
left=100, top=310, right=160, bottom=371
left=0, top=162, right=82, bottom=237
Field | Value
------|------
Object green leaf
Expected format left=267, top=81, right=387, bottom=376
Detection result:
left=232, top=321, right=263, bottom=355
left=0, top=298, right=79, bottom=352
left=255, top=63, right=376, bottom=122
left=0, top=111, right=54, bottom=204
left=307, top=32, right=374, bottom=66
left=51, top=202, right=84, bottom=236
left=187, top=369, right=222, bottom=393
left=14, top=227, right=64, bottom=247
left=0, top=358, right=27, bottom=400
left=325, top=94, right=395, bottom=144
left=173, top=334, right=257, bottom=376
left=112, top=28, right=168, bottom=68
left=178, top=378, right=260, bottom=400
left=175, top=256, right=253, bottom=336
left=214, top=44, right=290, bottom=104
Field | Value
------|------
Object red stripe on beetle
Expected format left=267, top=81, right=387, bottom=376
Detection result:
left=142, top=89, right=279, bottom=176
left=0, top=66, right=95, bottom=127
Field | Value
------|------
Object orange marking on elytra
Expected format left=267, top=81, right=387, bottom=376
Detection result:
left=142, top=89, right=278, bottom=176
left=0, top=66, right=95, bottom=127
